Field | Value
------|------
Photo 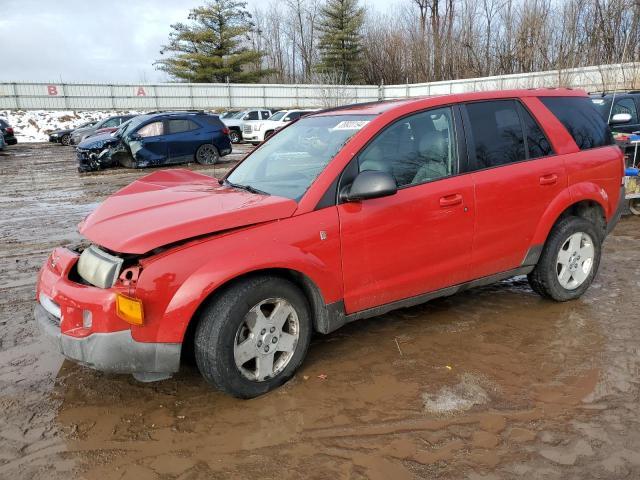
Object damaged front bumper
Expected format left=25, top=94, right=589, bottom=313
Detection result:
left=35, top=247, right=181, bottom=382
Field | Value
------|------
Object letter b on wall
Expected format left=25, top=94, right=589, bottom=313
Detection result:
left=47, top=85, right=59, bottom=96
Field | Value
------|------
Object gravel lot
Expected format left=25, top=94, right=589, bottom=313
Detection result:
left=1, top=142, right=640, bottom=479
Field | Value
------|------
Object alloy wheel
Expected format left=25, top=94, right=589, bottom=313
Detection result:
left=556, top=232, right=595, bottom=290
left=233, top=298, right=300, bottom=382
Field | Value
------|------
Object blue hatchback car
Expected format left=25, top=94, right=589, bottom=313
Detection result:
left=76, top=111, right=232, bottom=172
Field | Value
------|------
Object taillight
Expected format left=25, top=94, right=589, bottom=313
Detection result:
left=222, top=127, right=230, bottom=136
left=5, top=127, right=13, bottom=135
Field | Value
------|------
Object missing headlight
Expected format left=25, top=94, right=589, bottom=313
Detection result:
left=77, top=245, right=124, bottom=288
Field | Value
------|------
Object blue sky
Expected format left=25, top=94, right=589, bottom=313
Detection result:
left=1, top=0, right=391, bottom=83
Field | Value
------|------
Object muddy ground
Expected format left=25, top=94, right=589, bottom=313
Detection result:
left=0, top=142, right=639, bottom=480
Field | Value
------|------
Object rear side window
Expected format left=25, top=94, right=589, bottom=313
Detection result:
left=168, top=119, right=199, bottom=134
left=465, top=100, right=526, bottom=168
left=518, top=104, right=554, bottom=158
left=540, top=97, right=613, bottom=150
left=245, top=111, right=260, bottom=120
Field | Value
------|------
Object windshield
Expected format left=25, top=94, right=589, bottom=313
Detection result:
left=268, top=111, right=287, bottom=121
left=226, top=114, right=374, bottom=200
left=221, top=111, right=239, bottom=119
left=115, top=116, right=146, bottom=137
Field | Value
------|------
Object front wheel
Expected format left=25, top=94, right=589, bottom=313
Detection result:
left=195, top=144, right=219, bottom=165
left=194, top=276, right=312, bottom=398
left=528, top=216, right=601, bottom=301
left=61, top=134, right=71, bottom=146
left=229, top=130, right=242, bottom=143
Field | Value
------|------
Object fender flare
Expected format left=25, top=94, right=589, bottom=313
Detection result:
left=151, top=243, right=340, bottom=342
left=530, top=183, right=609, bottom=246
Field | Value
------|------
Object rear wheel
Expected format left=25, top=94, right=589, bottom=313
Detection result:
left=630, top=198, right=640, bottom=216
left=194, top=276, right=312, bottom=398
left=61, top=134, right=71, bottom=146
left=528, top=216, right=601, bottom=301
left=229, top=130, right=241, bottom=143
left=195, top=144, right=219, bottom=165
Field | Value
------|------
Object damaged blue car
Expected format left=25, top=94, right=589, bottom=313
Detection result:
left=76, top=111, right=233, bottom=172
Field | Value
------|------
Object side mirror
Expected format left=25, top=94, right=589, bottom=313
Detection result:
left=243, top=115, right=250, bottom=120
left=610, top=113, right=632, bottom=125
left=128, top=133, right=142, bottom=141
left=342, top=171, right=397, bottom=202
left=284, top=117, right=291, bottom=122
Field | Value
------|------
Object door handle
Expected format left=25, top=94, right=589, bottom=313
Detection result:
left=539, top=173, right=558, bottom=185
left=439, top=193, right=463, bottom=207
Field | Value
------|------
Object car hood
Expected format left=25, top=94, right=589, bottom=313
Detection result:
left=77, top=132, right=120, bottom=150
left=222, top=119, right=242, bottom=127
left=79, top=169, right=298, bottom=254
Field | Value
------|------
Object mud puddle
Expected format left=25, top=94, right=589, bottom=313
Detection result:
left=1, top=143, right=640, bottom=479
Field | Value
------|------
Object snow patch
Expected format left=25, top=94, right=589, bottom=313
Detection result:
left=0, top=110, right=140, bottom=143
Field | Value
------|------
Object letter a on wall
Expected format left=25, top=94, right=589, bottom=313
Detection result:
left=47, top=85, right=59, bottom=96
left=136, top=87, right=147, bottom=96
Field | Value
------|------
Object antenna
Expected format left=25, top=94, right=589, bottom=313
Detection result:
left=607, top=32, right=632, bottom=123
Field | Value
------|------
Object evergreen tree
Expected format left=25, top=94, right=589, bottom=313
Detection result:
left=156, top=0, right=270, bottom=83
left=317, top=0, right=365, bottom=83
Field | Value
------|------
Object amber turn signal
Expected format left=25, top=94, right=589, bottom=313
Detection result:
left=116, top=293, right=144, bottom=326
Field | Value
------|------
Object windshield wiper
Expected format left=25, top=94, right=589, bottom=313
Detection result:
left=223, top=179, right=269, bottom=196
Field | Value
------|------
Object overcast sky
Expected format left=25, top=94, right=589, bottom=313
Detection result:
left=0, top=0, right=388, bottom=84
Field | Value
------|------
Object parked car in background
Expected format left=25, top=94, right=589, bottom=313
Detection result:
left=0, top=118, right=17, bottom=145
left=49, top=121, right=98, bottom=146
left=590, top=92, right=640, bottom=134
left=242, top=109, right=318, bottom=145
left=76, top=111, right=232, bottom=172
left=0, top=131, right=6, bottom=151
left=219, top=110, right=241, bottom=119
left=36, top=89, right=625, bottom=398
left=221, top=109, right=272, bottom=143
left=70, top=115, right=136, bottom=145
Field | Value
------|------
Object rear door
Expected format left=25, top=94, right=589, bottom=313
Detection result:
left=338, top=106, right=476, bottom=313
left=166, top=118, right=203, bottom=162
left=463, top=100, right=564, bottom=278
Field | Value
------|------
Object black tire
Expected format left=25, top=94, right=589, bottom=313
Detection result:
left=264, top=130, right=274, bottom=140
left=61, top=134, right=71, bottom=146
left=229, top=130, right=242, bottom=143
left=195, top=144, right=219, bottom=165
left=528, top=216, right=601, bottom=301
left=194, top=276, right=312, bottom=398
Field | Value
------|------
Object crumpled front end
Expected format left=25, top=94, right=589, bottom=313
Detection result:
left=35, top=245, right=181, bottom=381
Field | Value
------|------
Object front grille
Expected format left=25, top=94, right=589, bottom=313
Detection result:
left=243, top=125, right=252, bottom=134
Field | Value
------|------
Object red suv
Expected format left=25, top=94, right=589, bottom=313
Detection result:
left=35, top=89, right=625, bottom=398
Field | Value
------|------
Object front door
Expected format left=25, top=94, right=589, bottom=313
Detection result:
left=338, top=107, right=475, bottom=314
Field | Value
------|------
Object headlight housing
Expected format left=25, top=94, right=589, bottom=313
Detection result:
left=77, top=245, right=124, bottom=288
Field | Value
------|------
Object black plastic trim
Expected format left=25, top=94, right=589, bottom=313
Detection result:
left=320, top=266, right=534, bottom=334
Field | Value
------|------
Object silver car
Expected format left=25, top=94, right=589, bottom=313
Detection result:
left=70, top=115, right=136, bottom=145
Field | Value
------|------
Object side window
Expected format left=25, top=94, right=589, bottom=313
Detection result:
left=540, top=97, right=613, bottom=150
left=518, top=104, right=554, bottom=159
left=246, top=111, right=260, bottom=120
left=465, top=100, right=525, bottom=169
left=261, top=111, right=271, bottom=119
left=357, top=107, right=458, bottom=187
left=137, top=121, right=164, bottom=138
left=288, top=112, right=303, bottom=121
left=168, top=119, right=198, bottom=134
left=613, top=98, right=638, bottom=123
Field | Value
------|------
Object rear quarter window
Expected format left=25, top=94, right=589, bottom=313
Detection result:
left=540, top=97, right=613, bottom=150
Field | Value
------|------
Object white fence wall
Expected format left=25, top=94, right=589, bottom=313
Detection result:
left=1, top=63, right=638, bottom=111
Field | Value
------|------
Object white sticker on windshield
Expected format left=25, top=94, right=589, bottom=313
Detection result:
left=331, top=120, right=370, bottom=131
left=592, top=99, right=605, bottom=105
